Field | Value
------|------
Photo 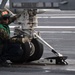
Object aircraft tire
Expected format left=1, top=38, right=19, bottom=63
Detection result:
left=27, top=38, right=43, bottom=62
left=10, top=42, right=31, bottom=63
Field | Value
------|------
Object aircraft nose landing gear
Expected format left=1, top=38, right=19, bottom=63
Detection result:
left=4, top=7, right=68, bottom=65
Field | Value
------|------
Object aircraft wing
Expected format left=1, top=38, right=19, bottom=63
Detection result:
left=0, top=0, right=75, bottom=10
left=9, top=0, right=75, bottom=10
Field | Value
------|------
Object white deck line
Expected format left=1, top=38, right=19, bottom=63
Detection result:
left=9, top=26, right=75, bottom=29
left=34, top=26, right=75, bottom=29
left=37, top=16, right=75, bottom=18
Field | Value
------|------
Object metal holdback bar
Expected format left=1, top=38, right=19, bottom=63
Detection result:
left=33, top=33, right=68, bottom=65
left=33, top=33, right=63, bottom=57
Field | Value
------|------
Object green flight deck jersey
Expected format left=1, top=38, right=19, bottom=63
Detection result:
left=0, top=24, right=10, bottom=45
left=0, top=10, right=21, bottom=45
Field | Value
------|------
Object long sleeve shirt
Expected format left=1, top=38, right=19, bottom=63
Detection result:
left=0, top=14, right=21, bottom=45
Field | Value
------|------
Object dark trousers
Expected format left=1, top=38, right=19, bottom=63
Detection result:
left=0, top=42, right=22, bottom=63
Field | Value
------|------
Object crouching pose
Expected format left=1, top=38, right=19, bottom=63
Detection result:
left=0, top=9, right=22, bottom=67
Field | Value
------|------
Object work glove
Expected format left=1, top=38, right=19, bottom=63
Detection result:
left=10, top=37, right=29, bottom=43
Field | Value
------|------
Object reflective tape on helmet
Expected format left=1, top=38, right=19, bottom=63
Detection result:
left=2, top=11, right=8, bottom=16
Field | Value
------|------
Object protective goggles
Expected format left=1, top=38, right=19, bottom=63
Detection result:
left=2, top=16, right=10, bottom=20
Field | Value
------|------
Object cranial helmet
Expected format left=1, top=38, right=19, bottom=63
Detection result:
left=0, top=10, right=10, bottom=20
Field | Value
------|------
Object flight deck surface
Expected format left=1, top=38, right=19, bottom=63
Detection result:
left=0, top=10, right=75, bottom=75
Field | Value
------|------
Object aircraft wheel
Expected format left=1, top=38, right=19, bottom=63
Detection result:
left=10, top=42, right=31, bottom=63
left=27, top=38, right=43, bottom=62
